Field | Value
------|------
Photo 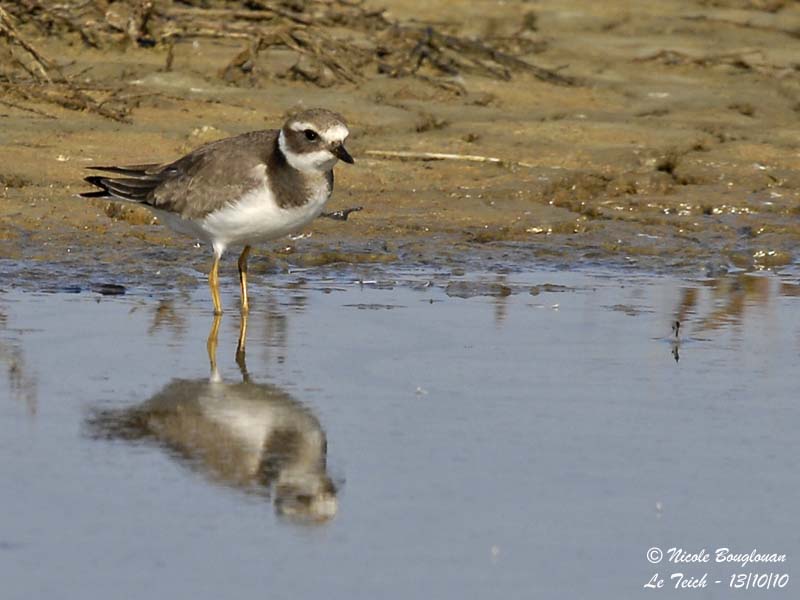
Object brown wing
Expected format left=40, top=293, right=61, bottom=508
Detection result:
left=81, top=130, right=278, bottom=220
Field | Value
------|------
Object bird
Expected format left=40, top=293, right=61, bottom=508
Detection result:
left=81, top=108, right=354, bottom=315
left=86, top=315, right=338, bottom=522
left=89, top=376, right=338, bottom=522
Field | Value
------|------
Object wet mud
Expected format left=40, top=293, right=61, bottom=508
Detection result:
left=1, top=0, right=799, bottom=289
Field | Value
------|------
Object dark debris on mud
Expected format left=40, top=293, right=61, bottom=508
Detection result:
left=0, top=0, right=574, bottom=120
left=0, top=5, right=131, bottom=121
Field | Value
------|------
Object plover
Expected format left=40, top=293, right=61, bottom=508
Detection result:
left=81, top=108, right=354, bottom=314
left=87, top=315, right=338, bottom=522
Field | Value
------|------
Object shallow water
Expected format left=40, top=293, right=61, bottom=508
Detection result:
left=1, top=267, right=799, bottom=598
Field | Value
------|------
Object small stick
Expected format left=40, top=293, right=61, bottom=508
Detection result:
left=167, top=7, right=287, bottom=23
left=364, top=150, right=537, bottom=169
left=170, top=29, right=254, bottom=41
left=180, top=0, right=313, bottom=25
left=0, top=6, right=55, bottom=82
left=681, top=14, right=799, bottom=38
left=0, top=98, right=57, bottom=119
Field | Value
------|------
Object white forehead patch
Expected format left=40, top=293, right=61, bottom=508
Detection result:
left=289, top=121, right=317, bottom=132
left=321, top=124, right=349, bottom=144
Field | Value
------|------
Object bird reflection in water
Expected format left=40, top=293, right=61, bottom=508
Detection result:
left=668, top=273, right=783, bottom=363
left=88, top=314, right=337, bottom=523
left=0, top=308, right=38, bottom=416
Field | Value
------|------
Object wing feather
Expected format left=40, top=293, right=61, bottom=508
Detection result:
left=80, top=130, right=278, bottom=220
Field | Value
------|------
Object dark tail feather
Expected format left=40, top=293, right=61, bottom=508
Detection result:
left=79, top=187, right=111, bottom=198
left=81, top=173, right=161, bottom=202
left=81, top=175, right=112, bottom=198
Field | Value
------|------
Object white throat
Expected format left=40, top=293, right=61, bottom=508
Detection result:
left=278, top=130, right=337, bottom=173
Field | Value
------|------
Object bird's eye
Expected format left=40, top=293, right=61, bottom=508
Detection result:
left=304, top=129, right=318, bottom=141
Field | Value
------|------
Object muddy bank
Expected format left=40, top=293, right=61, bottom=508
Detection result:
left=2, top=0, right=800, bottom=288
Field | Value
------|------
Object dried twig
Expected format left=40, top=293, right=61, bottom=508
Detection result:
left=4, top=0, right=106, bottom=48
left=634, top=48, right=789, bottom=75
left=239, top=1, right=313, bottom=25
left=365, top=150, right=537, bottom=169
left=167, top=5, right=308, bottom=25
left=0, top=5, right=133, bottom=121
left=681, top=13, right=800, bottom=38
left=0, top=5, right=56, bottom=82
left=0, top=97, right=57, bottom=118
left=19, top=85, right=130, bottom=122
left=161, top=1, right=575, bottom=89
left=403, top=26, right=576, bottom=86
left=0, top=0, right=579, bottom=121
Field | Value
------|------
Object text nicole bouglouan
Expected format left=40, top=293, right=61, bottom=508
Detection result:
left=644, top=547, right=789, bottom=591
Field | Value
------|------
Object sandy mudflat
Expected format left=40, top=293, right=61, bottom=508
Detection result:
left=2, top=0, right=800, bottom=283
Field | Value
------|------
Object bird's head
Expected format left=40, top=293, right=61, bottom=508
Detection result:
left=279, top=108, right=354, bottom=172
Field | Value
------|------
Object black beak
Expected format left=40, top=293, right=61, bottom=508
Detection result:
left=332, top=143, right=354, bottom=164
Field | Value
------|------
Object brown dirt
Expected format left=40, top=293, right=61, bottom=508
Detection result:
left=2, top=0, right=800, bottom=290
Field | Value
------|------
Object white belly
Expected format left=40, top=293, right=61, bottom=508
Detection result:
left=159, top=182, right=330, bottom=255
